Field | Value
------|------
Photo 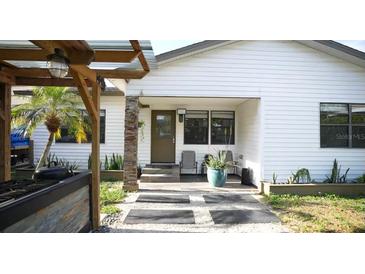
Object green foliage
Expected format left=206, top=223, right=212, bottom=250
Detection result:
left=100, top=181, right=126, bottom=214
left=46, top=153, right=79, bottom=171
left=354, top=174, right=365, bottom=184
left=293, top=168, right=312, bottom=184
left=12, top=87, right=87, bottom=141
left=206, top=151, right=232, bottom=170
left=324, top=159, right=350, bottom=184
left=12, top=87, right=88, bottom=169
left=101, top=205, right=120, bottom=215
left=104, top=153, right=124, bottom=170
left=272, top=172, right=278, bottom=184
left=285, top=168, right=312, bottom=184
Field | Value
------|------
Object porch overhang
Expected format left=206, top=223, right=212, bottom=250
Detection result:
left=0, top=40, right=156, bottom=230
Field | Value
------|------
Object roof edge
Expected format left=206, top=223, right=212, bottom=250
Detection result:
left=156, top=40, right=231, bottom=64
left=155, top=40, right=365, bottom=69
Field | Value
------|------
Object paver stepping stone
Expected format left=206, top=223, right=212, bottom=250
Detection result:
left=203, top=194, right=257, bottom=204
left=124, top=209, right=195, bottom=224
left=209, top=209, right=280, bottom=224
left=136, top=194, right=190, bottom=203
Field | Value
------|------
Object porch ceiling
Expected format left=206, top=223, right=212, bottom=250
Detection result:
left=139, top=96, right=253, bottom=107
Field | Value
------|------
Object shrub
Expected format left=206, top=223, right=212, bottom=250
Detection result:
left=324, top=159, right=349, bottom=184
left=104, top=153, right=124, bottom=170
left=355, top=174, right=365, bottom=184
left=286, top=168, right=312, bottom=184
left=272, top=172, right=278, bottom=184
left=293, top=168, right=312, bottom=184
left=46, top=153, right=79, bottom=171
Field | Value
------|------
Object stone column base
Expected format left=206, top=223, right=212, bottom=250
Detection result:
left=123, top=183, right=139, bottom=192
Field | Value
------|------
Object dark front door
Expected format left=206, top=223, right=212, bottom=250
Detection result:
left=151, top=110, right=176, bottom=163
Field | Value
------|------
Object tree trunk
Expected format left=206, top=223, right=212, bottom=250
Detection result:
left=35, top=132, right=54, bottom=170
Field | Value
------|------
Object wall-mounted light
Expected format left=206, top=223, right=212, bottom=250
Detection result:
left=177, top=108, right=186, bottom=123
left=46, top=48, right=69, bottom=78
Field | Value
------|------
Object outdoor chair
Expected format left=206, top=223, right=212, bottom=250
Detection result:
left=180, top=151, right=198, bottom=174
left=200, top=153, right=213, bottom=174
left=221, top=150, right=239, bottom=174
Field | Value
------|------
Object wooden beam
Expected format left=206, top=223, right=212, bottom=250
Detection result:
left=69, top=65, right=97, bottom=83
left=94, top=50, right=141, bottom=63
left=0, top=109, right=4, bottom=120
left=0, top=82, right=11, bottom=181
left=91, top=83, right=101, bottom=229
left=8, top=67, right=147, bottom=80
left=96, top=69, right=147, bottom=79
left=0, top=49, right=48, bottom=62
left=15, top=77, right=92, bottom=87
left=69, top=69, right=97, bottom=121
left=0, top=71, right=15, bottom=84
left=0, top=48, right=139, bottom=63
left=30, top=40, right=95, bottom=65
left=130, top=40, right=150, bottom=72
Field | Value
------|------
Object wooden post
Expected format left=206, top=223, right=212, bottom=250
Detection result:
left=0, top=82, right=11, bottom=182
left=91, top=83, right=100, bottom=229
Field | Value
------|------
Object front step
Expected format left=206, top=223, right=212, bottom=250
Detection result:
left=141, top=164, right=180, bottom=183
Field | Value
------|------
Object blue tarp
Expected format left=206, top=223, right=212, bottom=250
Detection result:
left=11, top=127, right=29, bottom=149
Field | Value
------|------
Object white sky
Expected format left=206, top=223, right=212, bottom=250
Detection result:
left=151, top=40, right=365, bottom=55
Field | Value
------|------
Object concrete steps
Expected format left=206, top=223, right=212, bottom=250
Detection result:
left=140, top=164, right=180, bottom=182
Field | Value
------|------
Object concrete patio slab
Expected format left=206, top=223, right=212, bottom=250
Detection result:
left=124, top=209, right=195, bottom=224
left=103, top=178, right=289, bottom=233
left=136, top=194, right=190, bottom=204
left=203, top=194, right=258, bottom=204
left=210, top=209, right=280, bottom=224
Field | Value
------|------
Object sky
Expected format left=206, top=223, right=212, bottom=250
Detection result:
left=151, top=40, right=365, bottom=55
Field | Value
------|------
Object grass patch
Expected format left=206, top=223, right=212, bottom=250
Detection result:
left=100, top=180, right=126, bottom=215
left=264, top=194, right=365, bottom=233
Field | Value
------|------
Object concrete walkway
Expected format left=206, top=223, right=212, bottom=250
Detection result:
left=105, top=177, right=288, bottom=233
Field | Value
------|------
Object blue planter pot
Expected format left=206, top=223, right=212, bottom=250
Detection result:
left=207, top=168, right=227, bottom=187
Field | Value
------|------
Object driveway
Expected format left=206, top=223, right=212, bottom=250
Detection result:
left=103, top=179, right=288, bottom=233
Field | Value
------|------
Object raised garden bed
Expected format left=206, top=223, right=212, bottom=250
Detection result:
left=100, top=170, right=124, bottom=181
left=0, top=172, right=92, bottom=233
left=261, top=181, right=365, bottom=196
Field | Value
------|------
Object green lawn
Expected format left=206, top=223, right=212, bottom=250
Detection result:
left=100, top=180, right=126, bottom=215
left=264, top=194, right=365, bottom=233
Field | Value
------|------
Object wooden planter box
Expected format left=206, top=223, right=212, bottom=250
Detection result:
left=0, top=172, right=92, bottom=233
left=261, top=181, right=365, bottom=196
left=100, top=170, right=124, bottom=181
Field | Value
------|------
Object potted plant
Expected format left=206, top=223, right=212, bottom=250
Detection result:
left=206, top=151, right=232, bottom=187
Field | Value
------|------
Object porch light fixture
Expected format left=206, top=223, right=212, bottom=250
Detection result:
left=177, top=108, right=186, bottom=123
left=46, top=48, right=70, bottom=78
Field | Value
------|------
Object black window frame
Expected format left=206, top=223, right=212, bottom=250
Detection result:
left=56, top=109, right=106, bottom=144
left=320, top=103, right=365, bottom=148
left=210, top=110, right=235, bottom=145
left=183, top=110, right=209, bottom=145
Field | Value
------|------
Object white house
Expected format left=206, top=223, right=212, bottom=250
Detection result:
left=19, top=40, right=365, bottom=186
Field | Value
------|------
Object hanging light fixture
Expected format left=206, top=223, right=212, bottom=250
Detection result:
left=46, top=48, right=69, bottom=78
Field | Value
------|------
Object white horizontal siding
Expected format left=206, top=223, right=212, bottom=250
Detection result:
left=236, top=100, right=261, bottom=186
left=32, top=96, right=125, bottom=169
left=128, top=40, right=365, bottom=182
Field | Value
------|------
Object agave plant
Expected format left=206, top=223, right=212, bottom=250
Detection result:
left=206, top=151, right=232, bottom=170
left=104, top=153, right=124, bottom=170
left=324, top=159, right=350, bottom=184
left=12, top=87, right=88, bottom=170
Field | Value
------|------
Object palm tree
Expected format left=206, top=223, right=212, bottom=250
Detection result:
left=12, top=87, right=88, bottom=170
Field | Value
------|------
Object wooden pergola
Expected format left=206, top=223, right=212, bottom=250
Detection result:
left=0, top=40, right=150, bottom=229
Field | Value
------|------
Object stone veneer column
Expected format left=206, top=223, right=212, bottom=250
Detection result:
left=123, top=96, right=139, bottom=191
